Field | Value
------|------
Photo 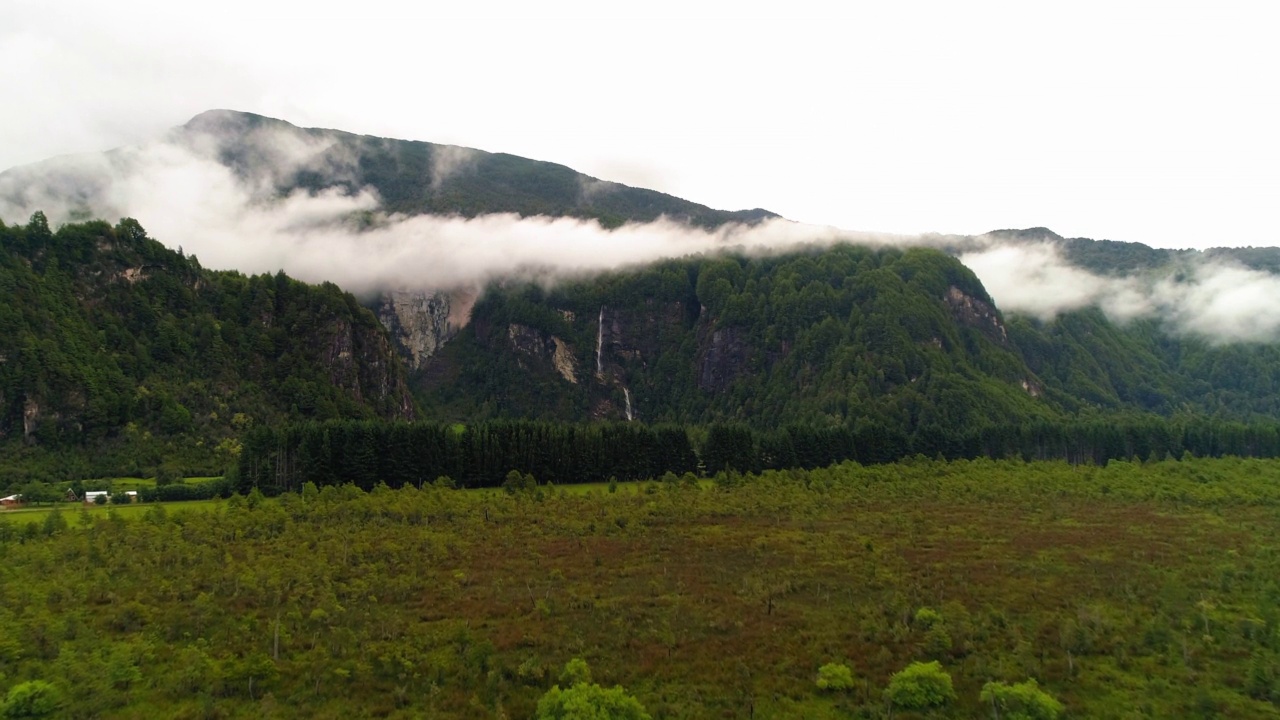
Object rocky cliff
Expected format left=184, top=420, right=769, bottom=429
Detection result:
left=375, top=290, right=458, bottom=372
left=0, top=216, right=415, bottom=471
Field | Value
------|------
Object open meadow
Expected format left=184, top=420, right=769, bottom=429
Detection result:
left=2, top=457, right=1279, bottom=718
left=0, top=498, right=223, bottom=528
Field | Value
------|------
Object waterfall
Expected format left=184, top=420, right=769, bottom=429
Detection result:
left=623, top=387, right=633, bottom=422
left=596, top=306, right=605, bottom=378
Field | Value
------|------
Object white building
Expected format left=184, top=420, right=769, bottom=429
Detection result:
left=84, top=491, right=111, bottom=504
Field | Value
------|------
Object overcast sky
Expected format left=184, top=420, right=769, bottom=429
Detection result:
left=2, top=0, right=1276, bottom=250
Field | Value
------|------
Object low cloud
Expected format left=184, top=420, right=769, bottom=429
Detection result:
left=2, top=124, right=1279, bottom=345
left=0, top=128, right=889, bottom=295
left=429, top=145, right=479, bottom=190
left=961, top=242, right=1280, bottom=344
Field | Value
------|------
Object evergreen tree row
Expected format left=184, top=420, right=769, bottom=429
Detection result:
left=239, top=416, right=1280, bottom=494
left=237, top=419, right=698, bottom=493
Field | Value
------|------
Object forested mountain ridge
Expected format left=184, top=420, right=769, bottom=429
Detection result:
left=417, top=241, right=1280, bottom=430
left=0, top=214, right=414, bottom=478
left=420, top=244, right=1055, bottom=430
left=3, top=109, right=1280, bottom=445
left=0, top=109, right=778, bottom=231
left=962, top=226, right=1280, bottom=276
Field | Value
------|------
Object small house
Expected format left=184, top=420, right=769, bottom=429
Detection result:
left=0, top=494, right=21, bottom=508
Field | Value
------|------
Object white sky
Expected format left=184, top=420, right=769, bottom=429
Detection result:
left=2, top=0, right=1277, bottom=250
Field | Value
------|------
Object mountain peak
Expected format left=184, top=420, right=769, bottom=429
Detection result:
left=183, top=109, right=292, bottom=132
left=983, top=227, right=1065, bottom=242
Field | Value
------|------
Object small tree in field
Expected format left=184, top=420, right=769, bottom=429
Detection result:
left=979, top=679, right=1064, bottom=720
left=816, top=662, right=855, bottom=691
left=885, top=661, right=955, bottom=716
left=536, top=659, right=650, bottom=720
left=2, top=680, right=63, bottom=718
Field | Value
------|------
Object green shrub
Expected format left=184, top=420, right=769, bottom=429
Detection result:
left=816, top=662, right=855, bottom=691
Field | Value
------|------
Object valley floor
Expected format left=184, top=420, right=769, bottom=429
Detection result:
left=2, top=457, right=1279, bottom=718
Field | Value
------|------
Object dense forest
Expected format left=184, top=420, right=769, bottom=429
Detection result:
left=418, top=242, right=1280, bottom=429
left=0, top=214, right=413, bottom=480
left=235, top=415, right=1280, bottom=494
left=421, top=244, right=1048, bottom=429
left=5, top=213, right=1280, bottom=485
left=4, top=457, right=1280, bottom=718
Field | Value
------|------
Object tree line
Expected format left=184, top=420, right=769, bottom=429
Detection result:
left=237, top=419, right=699, bottom=494
left=238, top=415, right=1280, bottom=494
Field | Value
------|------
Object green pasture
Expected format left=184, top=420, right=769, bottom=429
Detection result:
left=0, top=498, right=223, bottom=527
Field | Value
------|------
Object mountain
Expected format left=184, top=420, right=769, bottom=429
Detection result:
left=0, top=109, right=778, bottom=231
left=2, top=110, right=1280, bottom=457
left=420, top=244, right=1049, bottom=429
left=0, top=109, right=783, bottom=375
left=0, top=214, right=414, bottom=479
left=963, top=226, right=1280, bottom=277
left=412, top=240, right=1280, bottom=432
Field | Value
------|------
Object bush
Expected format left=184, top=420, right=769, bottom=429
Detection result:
left=914, top=607, right=943, bottom=629
left=979, top=679, right=1064, bottom=720
left=155, top=465, right=183, bottom=487
left=536, top=659, right=650, bottom=720
left=536, top=683, right=651, bottom=720
left=2, top=680, right=63, bottom=718
left=138, top=477, right=229, bottom=503
left=816, top=662, right=855, bottom=691
left=885, top=661, right=955, bottom=713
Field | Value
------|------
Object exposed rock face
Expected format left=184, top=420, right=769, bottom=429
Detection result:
left=508, top=323, right=578, bottom=385
left=551, top=338, right=578, bottom=384
left=945, top=285, right=1008, bottom=345
left=321, top=316, right=416, bottom=420
left=376, top=290, right=456, bottom=371
left=698, top=325, right=750, bottom=393
left=22, top=397, right=40, bottom=444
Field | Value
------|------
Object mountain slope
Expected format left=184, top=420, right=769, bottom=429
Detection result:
left=3, top=111, right=1280, bottom=440
left=0, top=214, right=414, bottom=478
left=419, top=244, right=1053, bottom=432
left=0, top=110, right=777, bottom=231
left=417, top=240, right=1280, bottom=431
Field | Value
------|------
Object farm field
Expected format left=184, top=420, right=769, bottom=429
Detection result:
left=0, top=498, right=224, bottom=528
left=1, top=457, right=1279, bottom=718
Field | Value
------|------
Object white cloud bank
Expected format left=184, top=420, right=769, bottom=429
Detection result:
left=961, top=242, right=1280, bottom=344
left=2, top=124, right=1279, bottom=345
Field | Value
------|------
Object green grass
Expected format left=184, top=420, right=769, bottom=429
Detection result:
left=0, top=498, right=223, bottom=527
left=4, top=457, right=1280, bottom=718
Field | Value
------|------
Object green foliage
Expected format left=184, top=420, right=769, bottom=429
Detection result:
left=239, top=419, right=700, bottom=493
left=913, top=607, right=943, bottom=629
left=421, top=245, right=1051, bottom=434
left=1, top=680, right=62, bottom=718
left=5, top=453, right=1280, bottom=717
left=558, top=658, right=593, bottom=686
left=979, top=679, right=1064, bottom=720
left=536, top=676, right=650, bottom=720
left=884, top=661, right=955, bottom=712
left=815, top=662, right=855, bottom=691
left=0, top=216, right=413, bottom=480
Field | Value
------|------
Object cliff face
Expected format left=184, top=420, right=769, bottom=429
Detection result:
left=945, top=285, right=1008, bottom=346
left=375, top=290, right=457, bottom=372
left=320, top=315, right=416, bottom=421
left=0, top=216, right=416, bottom=459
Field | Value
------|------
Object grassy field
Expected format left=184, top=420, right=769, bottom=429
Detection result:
left=2, top=457, right=1280, bottom=718
left=0, top=498, right=223, bottom=526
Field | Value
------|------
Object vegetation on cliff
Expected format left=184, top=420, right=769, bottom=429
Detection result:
left=0, top=214, right=414, bottom=480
